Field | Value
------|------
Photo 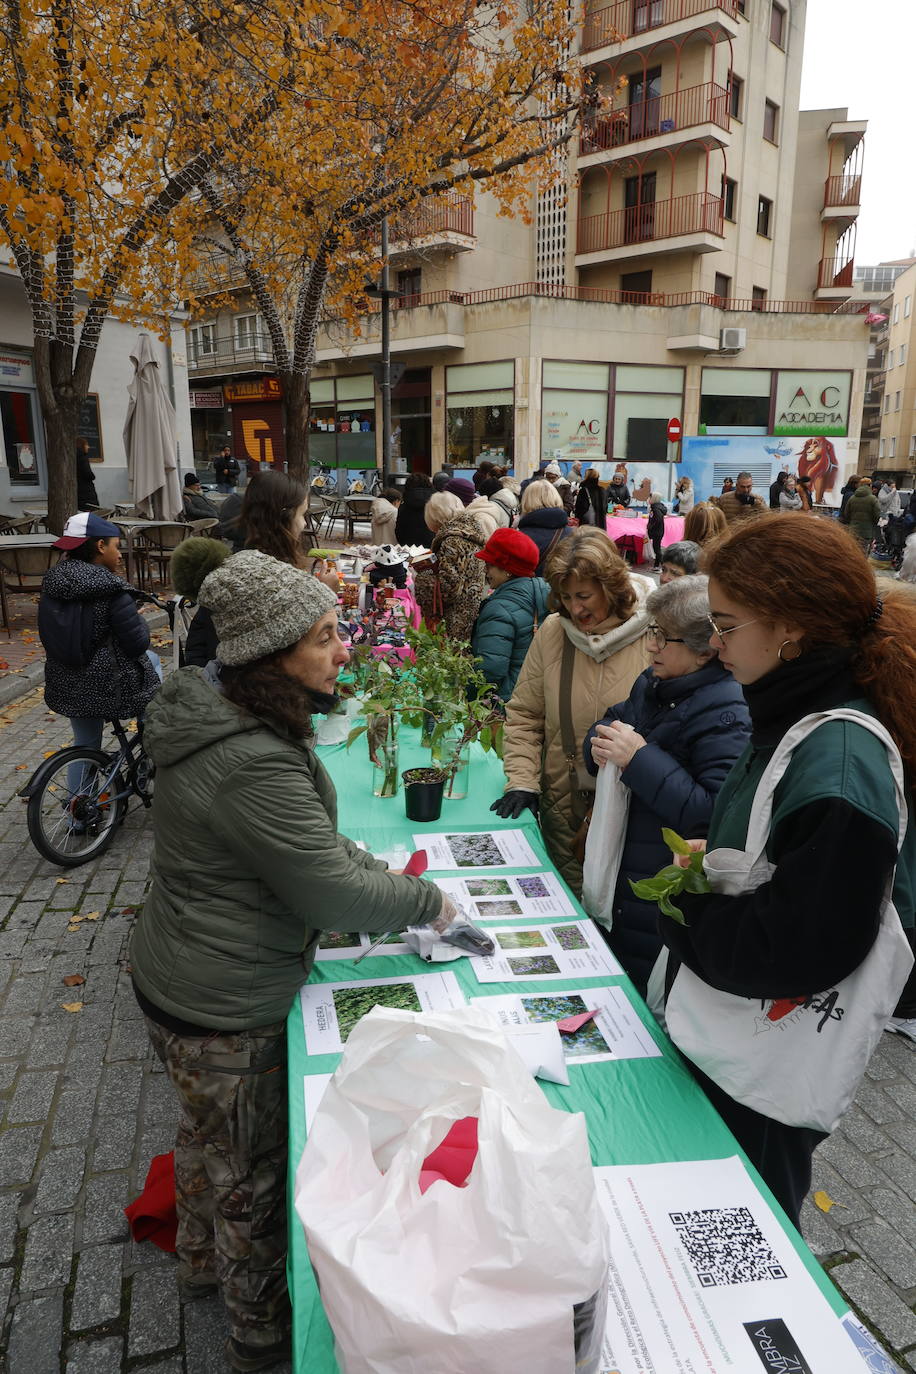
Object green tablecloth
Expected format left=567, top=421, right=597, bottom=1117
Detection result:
left=287, top=729, right=845, bottom=1372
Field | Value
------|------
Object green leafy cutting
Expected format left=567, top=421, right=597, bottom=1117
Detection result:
left=628, top=828, right=710, bottom=926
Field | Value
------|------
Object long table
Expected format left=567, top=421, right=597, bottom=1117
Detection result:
left=287, top=730, right=862, bottom=1373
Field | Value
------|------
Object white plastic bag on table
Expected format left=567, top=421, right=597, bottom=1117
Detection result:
left=295, top=1006, right=608, bottom=1374
left=581, top=757, right=630, bottom=928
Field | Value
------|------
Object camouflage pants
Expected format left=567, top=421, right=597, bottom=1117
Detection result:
left=144, top=1016, right=291, bottom=1348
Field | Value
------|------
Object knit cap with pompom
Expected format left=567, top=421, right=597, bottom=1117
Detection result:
left=169, top=537, right=230, bottom=600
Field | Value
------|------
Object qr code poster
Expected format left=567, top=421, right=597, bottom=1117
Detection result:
left=593, top=1157, right=866, bottom=1373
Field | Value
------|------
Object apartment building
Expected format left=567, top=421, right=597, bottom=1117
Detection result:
left=187, top=0, right=869, bottom=502
left=876, top=262, right=916, bottom=476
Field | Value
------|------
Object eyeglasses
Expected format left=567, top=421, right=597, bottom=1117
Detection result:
left=706, top=614, right=758, bottom=642
left=646, top=624, right=685, bottom=650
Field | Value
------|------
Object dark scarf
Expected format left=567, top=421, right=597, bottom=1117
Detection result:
left=742, top=645, right=860, bottom=748
left=308, top=688, right=340, bottom=716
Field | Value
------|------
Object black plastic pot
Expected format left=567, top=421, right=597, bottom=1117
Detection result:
left=402, top=768, right=446, bottom=822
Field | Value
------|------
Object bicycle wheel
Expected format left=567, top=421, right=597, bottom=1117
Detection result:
left=27, top=747, right=128, bottom=867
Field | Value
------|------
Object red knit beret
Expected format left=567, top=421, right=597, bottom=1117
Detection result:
left=475, top=528, right=540, bottom=578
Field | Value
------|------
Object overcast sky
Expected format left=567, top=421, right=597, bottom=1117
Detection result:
left=800, top=0, right=915, bottom=265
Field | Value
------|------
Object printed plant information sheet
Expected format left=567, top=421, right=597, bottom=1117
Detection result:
left=470, top=922, right=622, bottom=984
left=415, top=829, right=541, bottom=871
left=471, top=985, right=660, bottom=1064
left=299, top=972, right=465, bottom=1055
left=595, top=1156, right=859, bottom=1373
left=313, top=931, right=411, bottom=961
left=433, top=871, right=576, bottom=921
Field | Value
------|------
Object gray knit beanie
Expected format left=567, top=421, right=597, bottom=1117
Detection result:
left=198, top=549, right=338, bottom=666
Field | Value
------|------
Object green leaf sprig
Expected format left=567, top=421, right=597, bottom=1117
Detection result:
left=628, top=828, right=710, bottom=925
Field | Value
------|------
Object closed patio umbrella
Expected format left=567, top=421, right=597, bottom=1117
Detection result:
left=123, top=334, right=183, bottom=519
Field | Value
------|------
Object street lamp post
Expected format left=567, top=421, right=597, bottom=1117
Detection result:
left=367, top=215, right=399, bottom=488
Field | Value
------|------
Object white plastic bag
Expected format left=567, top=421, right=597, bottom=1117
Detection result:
left=581, top=759, right=630, bottom=928
left=295, top=1006, right=608, bottom=1374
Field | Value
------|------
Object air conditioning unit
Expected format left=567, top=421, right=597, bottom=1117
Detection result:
left=719, top=327, right=747, bottom=353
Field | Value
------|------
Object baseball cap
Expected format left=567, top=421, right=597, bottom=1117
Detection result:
left=53, top=512, right=123, bottom=551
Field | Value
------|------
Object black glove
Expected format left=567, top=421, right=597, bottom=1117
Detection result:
left=490, top=790, right=539, bottom=820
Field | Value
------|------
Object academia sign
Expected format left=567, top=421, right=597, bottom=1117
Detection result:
left=773, top=371, right=850, bottom=438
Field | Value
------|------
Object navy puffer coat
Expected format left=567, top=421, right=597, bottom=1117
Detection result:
left=583, top=662, right=750, bottom=994
left=517, top=506, right=571, bottom=574
left=40, top=560, right=159, bottom=721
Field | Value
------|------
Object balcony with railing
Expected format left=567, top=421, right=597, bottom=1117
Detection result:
left=816, top=255, right=855, bottom=298
left=388, top=192, right=476, bottom=256
left=822, top=173, right=862, bottom=228
left=576, top=190, right=724, bottom=263
left=579, top=82, right=729, bottom=163
left=582, top=0, right=740, bottom=56
left=187, top=332, right=274, bottom=377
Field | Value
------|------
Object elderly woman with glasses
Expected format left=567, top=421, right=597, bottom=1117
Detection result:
left=583, top=575, right=750, bottom=995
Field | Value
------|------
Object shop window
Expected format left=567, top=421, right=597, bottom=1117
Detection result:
left=700, top=367, right=771, bottom=434
left=0, top=389, right=41, bottom=486
left=721, top=177, right=737, bottom=222
left=756, top=196, right=772, bottom=237
left=713, top=273, right=732, bottom=303
left=728, top=75, right=744, bottom=121
left=763, top=100, right=779, bottom=143
left=446, top=360, right=514, bottom=468
left=751, top=286, right=767, bottom=311
left=769, top=2, right=785, bottom=47
left=613, top=364, right=684, bottom=464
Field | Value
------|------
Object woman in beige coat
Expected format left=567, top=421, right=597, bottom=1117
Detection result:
left=492, top=530, right=652, bottom=892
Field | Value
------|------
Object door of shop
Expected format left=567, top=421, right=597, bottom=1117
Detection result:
left=392, top=369, right=432, bottom=475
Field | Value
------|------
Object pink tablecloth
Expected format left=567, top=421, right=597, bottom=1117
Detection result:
left=604, top=514, right=686, bottom=561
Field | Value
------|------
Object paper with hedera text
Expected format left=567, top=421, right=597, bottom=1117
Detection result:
left=470, top=922, right=622, bottom=984
left=433, top=870, right=576, bottom=921
left=595, top=1156, right=861, bottom=1373
left=414, top=829, right=541, bottom=871
left=298, top=972, right=465, bottom=1055
left=471, top=986, right=660, bottom=1065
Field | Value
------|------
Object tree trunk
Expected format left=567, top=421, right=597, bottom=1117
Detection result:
left=282, top=370, right=311, bottom=482
left=43, top=402, right=80, bottom=535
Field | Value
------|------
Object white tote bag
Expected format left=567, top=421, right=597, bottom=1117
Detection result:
left=656, top=710, right=914, bottom=1133
left=295, top=1006, right=608, bottom=1374
left=581, top=760, right=631, bottom=928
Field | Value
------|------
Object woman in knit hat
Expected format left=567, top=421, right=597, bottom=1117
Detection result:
left=129, top=550, right=458, bottom=1372
left=470, top=528, right=550, bottom=699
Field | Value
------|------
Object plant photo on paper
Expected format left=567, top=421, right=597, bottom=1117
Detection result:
left=475, top=899, right=523, bottom=918
left=466, top=878, right=512, bottom=896
left=331, top=983, right=422, bottom=1042
left=496, top=930, right=547, bottom=950
left=508, top=955, right=561, bottom=977
left=318, top=931, right=358, bottom=950
left=523, top=994, right=613, bottom=1060
left=446, top=833, right=504, bottom=867
left=517, top=876, right=550, bottom=899
left=552, top=924, right=589, bottom=951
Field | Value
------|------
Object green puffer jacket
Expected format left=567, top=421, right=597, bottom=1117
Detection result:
left=129, top=669, right=441, bottom=1029
left=471, top=575, right=551, bottom=699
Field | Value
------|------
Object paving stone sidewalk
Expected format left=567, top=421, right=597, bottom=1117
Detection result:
left=1, top=682, right=916, bottom=1371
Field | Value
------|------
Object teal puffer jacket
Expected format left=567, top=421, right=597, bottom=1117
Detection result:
left=129, top=669, right=440, bottom=1029
left=471, top=576, right=550, bottom=699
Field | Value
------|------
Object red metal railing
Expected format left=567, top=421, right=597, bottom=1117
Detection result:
left=577, top=190, right=724, bottom=253
left=823, top=174, right=862, bottom=209
left=580, top=82, right=729, bottom=154
left=817, top=256, right=855, bottom=289
left=346, top=282, right=864, bottom=317
left=391, top=192, right=474, bottom=242
left=582, top=0, right=740, bottom=52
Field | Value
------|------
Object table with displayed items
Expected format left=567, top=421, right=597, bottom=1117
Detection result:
left=604, top=513, right=685, bottom=563
left=286, top=729, right=880, bottom=1374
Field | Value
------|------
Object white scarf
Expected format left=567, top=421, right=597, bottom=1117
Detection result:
left=559, top=574, right=653, bottom=662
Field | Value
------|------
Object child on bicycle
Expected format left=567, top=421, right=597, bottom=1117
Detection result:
left=39, top=513, right=162, bottom=760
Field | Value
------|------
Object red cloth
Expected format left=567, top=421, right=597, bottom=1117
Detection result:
left=124, top=1151, right=177, bottom=1252
left=418, top=1117, right=479, bottom=1195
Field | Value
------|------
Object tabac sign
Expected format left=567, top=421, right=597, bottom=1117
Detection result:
left=773, top=371, right=850, bottom=438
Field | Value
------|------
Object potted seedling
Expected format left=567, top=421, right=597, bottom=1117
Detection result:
left=346, top=656, right=419, bottom=798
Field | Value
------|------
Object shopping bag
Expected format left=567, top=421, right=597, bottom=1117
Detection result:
left=658, top=710, right=914, bottom=1133
left=580, top=760, right=630, bottom=928
left=295, top=1006, right=608, bottom=1374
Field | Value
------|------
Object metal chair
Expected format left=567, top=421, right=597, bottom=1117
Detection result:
left=134, top=522, right=190, bottom=587
left=185, top=518, right=221, bottom=539
left=0, top=544, right=61, bottom=636
left=0, top=517, right=36, bottom=535
left=343, top=497, right=374, bottom=541
left=318, top=493, right=345, bottom=538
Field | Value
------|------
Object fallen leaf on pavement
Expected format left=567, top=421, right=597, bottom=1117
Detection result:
left=55, top=878, right=69, bottom=884
left=62, top=974, right=85, bottom=987
left=61, top=1002, right=83, bottom=1013
left=813, top=1190, right=843, bottom=1214
left=42, top=751, right=56, bottom=758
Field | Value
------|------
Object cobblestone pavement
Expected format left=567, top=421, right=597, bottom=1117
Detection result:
left=2, top=684, right=916, bottom=1370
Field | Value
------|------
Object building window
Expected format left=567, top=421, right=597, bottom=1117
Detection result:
left=714, top=273, right=732, bottom=303
left=620, top=270, right=653, bottom=301
left=189, top=322, right=217, bottom=359
left=751, top=286, right=767, bottom=311
left=763, top=100, right=779, bottom=143
left=721, top=176, right=738, bottom=221
left=894, top=303, right=900, bottom=324
left=883, top=395, right=889, bottom=415
left=769, top=3, right=786, bottom=47
left=902, top=343, right=908, bottom=366
left=897, top=391, right=902, bottom=411
left=890, top=436, right=897, bottom=457
left=879, top=438, right=885, bottom=458
left=396, top=268, right=422, bottom=305
left=728, top=75, right=744, bottom=120
left=911, top=435, right=916, bottom=456
left=756, top=196, right=772, bottom=237
left=889, top=349, right=895, bottom=368
left=234, top=314, right=264, bottom=351
left=906, top=296, right=912, bottom=318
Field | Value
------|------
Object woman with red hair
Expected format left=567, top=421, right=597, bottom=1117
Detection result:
left=796, top=435, right=838, bottom=504
left=654, top=515, right=916, bottom=1226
